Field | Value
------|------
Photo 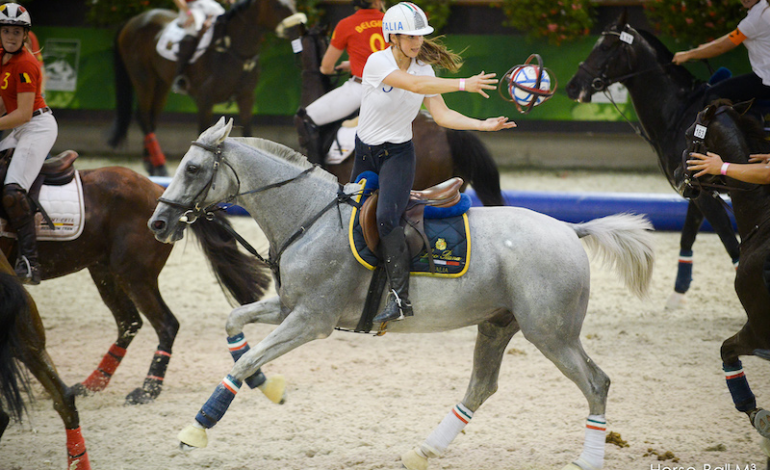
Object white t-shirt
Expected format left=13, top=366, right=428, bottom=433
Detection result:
left=737, top=0, right=770, bottom=85
left=179, top=0, right=225, bottom=33
left=356, top=47, right=436, bottom=145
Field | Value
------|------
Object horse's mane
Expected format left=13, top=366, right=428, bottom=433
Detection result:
left=222, top=0, right=256, bottom=22
left=726, top=105, right=770, bottom=155
left=231, top=137, right=340, bottom=185
left=636, top=28, right=697, bottom=89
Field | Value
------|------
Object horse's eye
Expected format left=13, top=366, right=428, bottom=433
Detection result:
left=186, top=164, right=200, bottom=174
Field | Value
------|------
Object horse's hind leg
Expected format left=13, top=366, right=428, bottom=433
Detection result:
left=70, top=267, right=142, bottom=398
left=402, top=314, right=519, bottom=470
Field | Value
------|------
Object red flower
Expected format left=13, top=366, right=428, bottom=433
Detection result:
left=548, top=23, right=558, bottom=32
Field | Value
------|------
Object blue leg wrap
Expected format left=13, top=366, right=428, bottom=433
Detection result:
left=227, top=333, right=266, bottom=389
left=674, top=250, right=693, bottom=294
left=724, top=361, right=756, bottom=412
left=195, top=375, right=242, bottom=429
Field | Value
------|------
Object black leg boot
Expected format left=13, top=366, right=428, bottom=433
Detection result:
left=294, top=107, right=324, bottom=165
left=172, top=35, right=198, bottom=94
left=373, top=226, right=413, bottom=324
left=2, top=184, right=40, bottom=285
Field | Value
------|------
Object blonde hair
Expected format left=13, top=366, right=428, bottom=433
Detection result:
left=392, top=35, right=464, bottom=73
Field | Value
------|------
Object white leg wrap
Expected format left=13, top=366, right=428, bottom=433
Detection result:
left=574, top=415, right=606, bottom=470
left=419, top=403, right=473, bottom=458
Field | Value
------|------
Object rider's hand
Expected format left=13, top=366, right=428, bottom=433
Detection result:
left=686, top=151, right=724, bottom=178
left=672, top=51, right=690, bottom=65
left=335, top=61, right=351, bottom=73
left=465, top=71, right=498, bottom=99
left=479, top=116, right=517, bottom=132
left=749, top=153, right=770, bottom=164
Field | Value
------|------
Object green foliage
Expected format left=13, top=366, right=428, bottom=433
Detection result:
left=644, top=0, right=744, bottom=47
left=86, top=0, right=177, bottom=27
left=295, top=0, right=326, bottom=25
left=413, top=0, right=451, bottom=32
left=500, top=0, right=594, bottom=45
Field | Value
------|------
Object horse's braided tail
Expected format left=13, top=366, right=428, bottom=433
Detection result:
left=108, top=24, right=134, bottom=148
left=0, top=271, right=32, bottom=424
left=570, top=213, right=655, bottom=299
left=445, top=130, right=504, bottom=206
left=190, top=212, right=272, bottom=306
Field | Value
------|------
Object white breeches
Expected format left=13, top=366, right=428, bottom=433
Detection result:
left=2, top=112, right=57, bottom=190
left=305, top=79, right=363, bottom=126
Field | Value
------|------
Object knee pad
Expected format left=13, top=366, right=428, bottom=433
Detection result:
left=2, top=184, right=31, bottom=220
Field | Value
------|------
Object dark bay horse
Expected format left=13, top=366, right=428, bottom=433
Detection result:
left=566, top=12, right=740, bottom=309
left=682, top=102, right=770, bottom=459
left=108, top=0, right=305, bottom=176
left=0, top=250, right=92, bottom=470
left=1, top=165, right=278, bottom=406
left=295, top=24, right=504, bottom=205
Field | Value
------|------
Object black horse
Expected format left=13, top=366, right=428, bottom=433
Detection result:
left=682, top=101, right=770, bottom=458
left=294, top=24, right=505, bottom=205
left=108, top=0, right=305, bottom=176
left=566, top=12, right=740, bottom=309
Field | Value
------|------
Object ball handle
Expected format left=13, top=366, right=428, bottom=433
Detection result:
left=498, top=53, right=558, bottom=114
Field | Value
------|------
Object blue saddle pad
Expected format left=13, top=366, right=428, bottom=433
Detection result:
left=347, top=172, right=471, bottom=278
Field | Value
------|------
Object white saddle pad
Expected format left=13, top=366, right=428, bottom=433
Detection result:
left=156, top=19, right=214, bottom=63
left=326, top=126, right=357, bottom=166
left=0, top=171, right=85, bottom=242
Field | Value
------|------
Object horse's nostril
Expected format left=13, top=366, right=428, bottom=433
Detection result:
left=151, top=219, right=166, bottom=231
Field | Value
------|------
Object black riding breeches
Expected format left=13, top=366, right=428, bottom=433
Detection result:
left=705, top=72, right=770, bottom=106
left=351, top=136, right=415, bottom=238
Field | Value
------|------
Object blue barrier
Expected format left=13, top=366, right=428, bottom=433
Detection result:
left=149, top=177, right=733, bottom=232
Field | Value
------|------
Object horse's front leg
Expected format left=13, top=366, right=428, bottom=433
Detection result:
left=223, top=296, right=288, bottom=404
left=235, top=83, right=256, bottom=138
left=178, top=305, right=336, bottom=449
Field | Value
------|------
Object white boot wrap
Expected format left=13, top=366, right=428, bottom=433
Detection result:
left=575, top=414, right=606, bottom=470
left=419, top=403, right=473, bottom=458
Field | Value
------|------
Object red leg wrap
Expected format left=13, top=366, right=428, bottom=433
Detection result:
left=144, top=133, right=166, bottom=167
left=81, top=344, right=127, bottom=392
left=66, top=427, right=91, bottom=470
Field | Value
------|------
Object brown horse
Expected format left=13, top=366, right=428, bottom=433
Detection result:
left=108, top=0, right=305, bottom=176
left=295, top=24, right=505, bottom=205
left=1, top=163, right=275, bottom=406
left=0, top=250, right=93, bottom=470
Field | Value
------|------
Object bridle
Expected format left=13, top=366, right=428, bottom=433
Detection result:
left=157, top=139, right=360, bottom=274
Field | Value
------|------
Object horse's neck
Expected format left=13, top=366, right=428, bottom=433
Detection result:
left=224, top=1, right=264, bottom=57
left=625, top=69, right=690, bottom=143
left=231, top=157, right=342, bottom=246
left=729, top=185, right=770, bottom=241
left=300, top=36, right=329, bottom=107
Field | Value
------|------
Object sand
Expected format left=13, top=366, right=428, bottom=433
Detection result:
left=1, top=165, right=768, bottom=470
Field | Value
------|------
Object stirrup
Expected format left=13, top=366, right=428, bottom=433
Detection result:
left=373, top=291, right=412, bottom=324
left=172, top=75, right=189, bottom=95
left=14, top=255, right=40, bottom=285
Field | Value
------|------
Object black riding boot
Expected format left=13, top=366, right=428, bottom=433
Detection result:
left=172, top=35, right=198, bottom=94
left=373, top=226, right=413, bottom=324
left=2, top=184, right=40, bottom=285
left=294, top=107, right=324, bottom=165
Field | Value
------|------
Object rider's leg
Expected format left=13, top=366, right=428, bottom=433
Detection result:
left=172, top=34, right=198, bottom=94
left=371, top=140, right=416, bottom=324
left=294, top=107, right=324, bottom=165
left=2, top=184, right=40, bottom=285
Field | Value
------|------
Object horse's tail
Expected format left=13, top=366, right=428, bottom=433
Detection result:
left=570, top=213, right=655, bottom=299
left=190, top=211, right=273, bottom=306
left=445, top=130, right=505, bottom=206
left=0, top=272, right=32, bottom=423
left=108, top=24, right=134, bottom=148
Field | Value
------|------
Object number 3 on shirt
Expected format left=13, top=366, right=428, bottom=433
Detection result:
left=1, top=72, right=9, bottom=90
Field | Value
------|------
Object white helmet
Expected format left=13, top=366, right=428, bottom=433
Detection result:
left=382, top=2, right=433, bottom=43
left=0, top=3, right=31, bottom=29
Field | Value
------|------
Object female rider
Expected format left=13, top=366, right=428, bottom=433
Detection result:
left=0, top=3, right=56, bottom=285
left=355, top=2, right=516, bottom=324
left=171, top=0, right=227, bottom=94
left=295, top=0, right=387, bottom=164
left=673, top=0, right=770, bottom=104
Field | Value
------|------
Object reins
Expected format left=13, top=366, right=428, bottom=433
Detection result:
left=158, top=140, right=362, bottom=274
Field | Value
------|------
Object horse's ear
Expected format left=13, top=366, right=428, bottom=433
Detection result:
left=207, top=117, right=234, bottom=144
left=702, top=103, right=717, bottom=121
left=733, top=99, right=755, bottom=117
left=617, top=8, right=628, bottom=28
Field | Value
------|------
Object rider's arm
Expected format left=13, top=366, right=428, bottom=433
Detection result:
left=687, top=151, right=770, bottom=185
left=672, top=33, right=739, bottom=65
left=382, top=69, right=497, bottom=98
left=0, top=92, right=34, bottom=131
left=173, top=0, right=190, bottom=12
left=319, top=45, right=344, bottom=75
left=423, top=94, right=516, bottom=132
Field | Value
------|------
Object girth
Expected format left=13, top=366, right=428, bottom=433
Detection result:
left=360, top=177, right=463, bottom=256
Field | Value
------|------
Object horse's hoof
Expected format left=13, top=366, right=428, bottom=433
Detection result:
left=401, top=448, right=428, bottom=470
left=665, top=291, right=687, bottom=310
left=761, top=437, right=770, bottom=457
left=178, top=424, right=208, bottom=449
left=154, top=165, right=169, bottom=177
left=69, top=383, right=92, bottom=397
left=125, top=387, right=156, bottom=405
left=259, top=375, right=287, bottom=405
left=753, top=409, right=770, bottom=438
left=563, top=458, right=601, bottom=470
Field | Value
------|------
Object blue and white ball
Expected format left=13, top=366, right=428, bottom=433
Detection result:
left=509, top=65, right=551, bottom=108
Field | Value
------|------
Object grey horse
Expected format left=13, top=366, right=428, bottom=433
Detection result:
left=148, top=118, right=654, bottom=470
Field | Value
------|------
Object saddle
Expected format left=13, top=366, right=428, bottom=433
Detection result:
left=359, top=177, right=463, bottom=256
